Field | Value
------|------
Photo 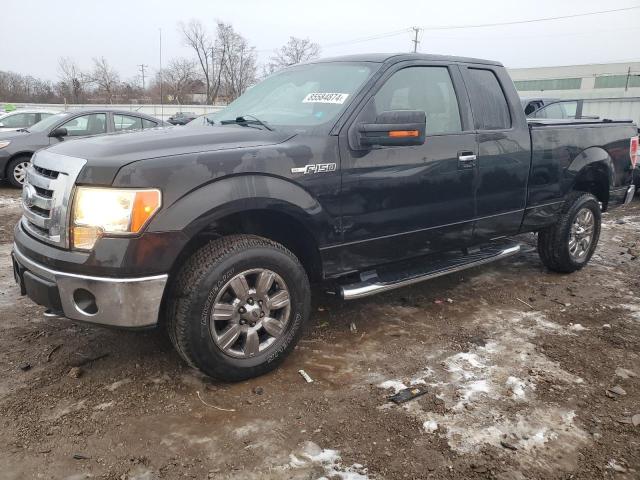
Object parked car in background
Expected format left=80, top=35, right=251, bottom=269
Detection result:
left=185, top=113, right=216, bottom=127
left=10, top=53, right=637, bottom=382
left=0, top=109, right=166, bottom=187
left=167, top=112, right=198, bottom=125
left=520, top=97, right=559, bottom=116
left=0, top=109, right=59, bottom=132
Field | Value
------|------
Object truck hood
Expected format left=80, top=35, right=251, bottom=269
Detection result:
left=46, top=125, right=293, bottom=168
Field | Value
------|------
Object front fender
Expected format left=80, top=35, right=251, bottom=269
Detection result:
left=147, top=174, right=333, bottom=245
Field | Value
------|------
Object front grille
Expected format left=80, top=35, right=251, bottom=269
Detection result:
left=33, top=165, right=59, bottom=179
left=21, top=151, right=86, bottom=248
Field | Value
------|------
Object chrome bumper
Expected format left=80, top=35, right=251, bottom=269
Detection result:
left=12, top=244, right=167, bottom=328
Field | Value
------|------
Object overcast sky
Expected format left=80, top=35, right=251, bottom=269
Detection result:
left=2, top=0, right=639, bottom=83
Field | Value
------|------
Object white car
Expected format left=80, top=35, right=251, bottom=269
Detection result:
left=0, top=109, right=60, bottom=132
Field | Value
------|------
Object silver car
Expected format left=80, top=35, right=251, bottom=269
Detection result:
left=0, top=109, right=60, bottom=132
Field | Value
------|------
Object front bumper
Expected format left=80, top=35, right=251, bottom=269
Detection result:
left=12, top=244, right=167, bottom=328
left=624, top=184, right=636, bottom=205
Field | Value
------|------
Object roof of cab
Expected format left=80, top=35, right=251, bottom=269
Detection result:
left=306, top=53, right=503, bottom=66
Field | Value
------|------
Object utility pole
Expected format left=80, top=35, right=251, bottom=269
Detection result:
left=159, top=28, right=163, bottom=118
left=138, top=63, right=148, bottom=90
left=411, top=27, right=421, bottom=53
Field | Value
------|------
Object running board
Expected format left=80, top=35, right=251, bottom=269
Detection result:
left=339, top=241, right=521, bottom=300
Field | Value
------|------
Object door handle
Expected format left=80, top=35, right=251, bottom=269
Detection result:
left=458, top=152, right=477, bottom=169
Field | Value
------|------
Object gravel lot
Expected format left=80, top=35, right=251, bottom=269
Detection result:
left=0, top=184, right=639, bottom=479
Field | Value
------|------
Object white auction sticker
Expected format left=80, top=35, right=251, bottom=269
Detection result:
left=302, top=92, right=349, bottom=104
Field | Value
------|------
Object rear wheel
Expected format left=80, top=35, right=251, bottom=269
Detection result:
left=7, top=155, right=31, bottom=187
left=537, top=192, right=601, bottom=273
left=167, top=234, right=311, bottom=381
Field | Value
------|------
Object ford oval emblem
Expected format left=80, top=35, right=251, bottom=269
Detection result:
left=22, top=184, right=36, bottom=208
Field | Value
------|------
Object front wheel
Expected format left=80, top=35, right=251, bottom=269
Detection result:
left=7, top=155, right=31, bottom=187
left=167, top=234, right=311, bottom=381
left=537, top=192, right=601, bottom=273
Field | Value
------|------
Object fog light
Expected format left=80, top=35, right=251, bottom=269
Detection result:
left=73, top=288, right=98, bottom=315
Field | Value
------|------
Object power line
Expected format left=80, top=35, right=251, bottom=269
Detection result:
left=317, top=5, right=640, bottom=50
left=419, top=5, right=640, bottom=31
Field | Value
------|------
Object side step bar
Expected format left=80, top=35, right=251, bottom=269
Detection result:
left=339, top=242, right=521, bottom=300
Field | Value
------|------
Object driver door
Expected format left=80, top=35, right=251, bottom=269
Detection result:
left=335, top=63, right=478, bottom=273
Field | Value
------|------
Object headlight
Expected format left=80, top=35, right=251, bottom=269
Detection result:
left=71, top=187, right=161, bottom=250
left=0, top=140, right=11, bottom=149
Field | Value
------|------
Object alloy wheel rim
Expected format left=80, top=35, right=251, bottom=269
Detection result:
left=209, top=268, right=291, bottom=359
left=568, top=207, right=595, bottom=260
left=13, top=161, right=29, bottom=185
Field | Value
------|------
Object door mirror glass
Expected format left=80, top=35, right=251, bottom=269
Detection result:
left=49, top=127, right=68, bottom=137
left=357, top=110, right=426, bottom=148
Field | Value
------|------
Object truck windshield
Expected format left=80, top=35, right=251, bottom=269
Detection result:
left=197, top=62, right=375, bottom=130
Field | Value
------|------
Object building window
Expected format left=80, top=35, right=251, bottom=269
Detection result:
left=594, top=74, right=640, bottom=89
left=513, top=78, right=582, bottom=91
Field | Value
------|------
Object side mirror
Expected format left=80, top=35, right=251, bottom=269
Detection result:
left=357, top=110, right=426, bottom=148
left=49, top=127, right=68, bottom=138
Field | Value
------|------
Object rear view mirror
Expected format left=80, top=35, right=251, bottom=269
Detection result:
left=357, top=110, right=426, bottom=148
left=49, top=127, right=68, bottom=138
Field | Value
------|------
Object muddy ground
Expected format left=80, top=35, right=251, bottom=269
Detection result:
left=0, top=183, right=639, bottom=480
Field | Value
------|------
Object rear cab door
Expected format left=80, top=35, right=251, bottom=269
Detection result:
left=459, top=64, right=532, bottom=241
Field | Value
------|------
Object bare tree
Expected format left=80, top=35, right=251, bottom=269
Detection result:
left=181, top=20, right=213, bottom=104
left=85, top=57, right=120, bottom=103
left=161, top=58, right=198, bottom=104
left=57, top=57, right=85, bottom=103
left=219, top=24, right=258, bottom=101
left=267, top=37, right=320, bottom=74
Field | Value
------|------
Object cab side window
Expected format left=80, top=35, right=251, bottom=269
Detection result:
left=373, top=67, right=462, bottom=135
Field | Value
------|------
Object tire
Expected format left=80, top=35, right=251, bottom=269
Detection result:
left=537, top=192, right=601, bottom=273
left=7, top=155, right=31, bottom=188
left=167, top=234, right=311, bottom=381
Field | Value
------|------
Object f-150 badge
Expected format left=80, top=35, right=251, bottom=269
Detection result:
left=291, top=163, right=337, bottom=174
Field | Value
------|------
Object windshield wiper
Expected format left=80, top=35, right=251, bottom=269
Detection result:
left=16, top=128, right=30, bottom=133
left=220, top=114, right=273, bottom=131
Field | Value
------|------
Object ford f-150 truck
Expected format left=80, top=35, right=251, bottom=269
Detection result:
left=11, top=54, right=638, bottom=381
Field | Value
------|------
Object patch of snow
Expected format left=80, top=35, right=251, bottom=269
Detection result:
left=568, top=323, right=587, bottom=331
left=506, top=376, right=527, bottom=399
left=378, top=380, right=407, bottom=394
left=286, top=441, right=371, bottom=480
left=105, top=378, right=132, bottom=391
left=93, top=401, right=114, bottom=410
left=423, top=420, right=438, bottom=432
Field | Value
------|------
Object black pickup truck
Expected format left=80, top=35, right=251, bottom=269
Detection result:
left=11, top=54, right=638, bottom=381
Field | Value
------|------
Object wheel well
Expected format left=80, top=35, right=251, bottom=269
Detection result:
left=573, top=163, right=609, bottom=210
left=171, top=209, right=323, bottom=283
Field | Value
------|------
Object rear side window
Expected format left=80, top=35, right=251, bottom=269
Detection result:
left=467, top=68, right=511, bottom=130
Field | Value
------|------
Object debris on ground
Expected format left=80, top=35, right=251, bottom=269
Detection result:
left=67, top=367, right=83, bottom=379
left=298, top=369, right=313, bottom=383
left=349, top=322, right=357, bottom=333
left=500, top=439, right=519, bottom=451
left=18, top=362, right=31, bottom=371
left=606, top=385, right=627, bottom=397
left=72, top=453, right=90, bottom=460
left=69, top=352, right=109, bottom=367
left=196, top=391, right=235, bottom=412
left=252, top=386, right=264, bottom=395
left=632, top=414, right=640, bottom=427
left=46, top=344, right=62, bottom=362
left=387, top=386, right=428, bottom=404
